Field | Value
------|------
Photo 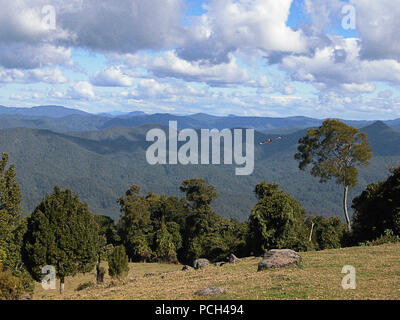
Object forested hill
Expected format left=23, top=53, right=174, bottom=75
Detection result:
left=2, top=105, right=399, bottom=133
left=0, top=121, right=399, bottom=221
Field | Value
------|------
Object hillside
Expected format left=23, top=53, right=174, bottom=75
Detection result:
left=32, top=243, right=400, bottom=300
left=0, top=121, right=399, bottom=221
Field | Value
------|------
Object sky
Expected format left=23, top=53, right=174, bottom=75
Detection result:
left=0, top=0, right=400, bottom=120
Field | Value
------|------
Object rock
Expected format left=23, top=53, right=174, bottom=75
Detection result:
left=193, top=258, right=210, bottom=269
left=258, top=249, right=301, bottom=271
left=228, top=254, right=240, bottom=263
left=195, top=286, right=225, bottom=296
left=182, top=265, right=194, bottom=271
left=214, top=262, right=226, bottom=267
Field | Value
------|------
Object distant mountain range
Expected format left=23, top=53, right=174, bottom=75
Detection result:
left=0, top=105, right=399, bottom=222
left=0, top=105, right=399, bottom=132
left=0, top=105, right=90, bottom=118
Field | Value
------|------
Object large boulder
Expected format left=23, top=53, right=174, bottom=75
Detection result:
left=193, top=258, right=210, bottom=269
left=258, top=249, right=301, bottom=271
left=195, top=287, right=225, bottom=296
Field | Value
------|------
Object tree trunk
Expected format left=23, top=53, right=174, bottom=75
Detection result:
left=96, top=260, right=104, bottom=284
left=343, top=186, right=351, bottom=232
left=309, top=222, right=315, bottom=242
left=60, top=278, right=65, bottom=294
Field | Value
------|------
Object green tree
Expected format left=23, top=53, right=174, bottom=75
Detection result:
left=93, top=215, right=117, bottom=283
left=295, top=119, right=373, bottom=231
left=179, top=179, right=223, bottom=262
left=108, top=245, right=129, bottom=279
left=0, top=153, right=23, bottom=270
left=154, top=220, right=177, bottom=263
left=94, top=214, right=119, bottom=246
left=117, top=185, right=153, bottom=261
left=352, top=167, right=400, bottom=243
left=305, top=216, right=346, bottom=250
left=23, top=186, right=99, bottom=294
left=248, top=182, right=309, bottom=255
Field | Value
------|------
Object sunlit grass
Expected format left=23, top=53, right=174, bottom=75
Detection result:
left=33, top=243, right=400, bottom=300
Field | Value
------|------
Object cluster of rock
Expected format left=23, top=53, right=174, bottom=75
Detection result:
left=181, top=253, right=241, bottom=272
left=186, top=249, right=302, bottom=296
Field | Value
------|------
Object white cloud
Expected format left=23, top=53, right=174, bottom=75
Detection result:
left=90, top=66, right=134, bottom=87
left=0, top=67, right=25, bottom=83
left=281, top=37, right=400, bottom=93
left=68, top=81, right=96, bottom=100
left=28, top=68, right=67, bottom=84
left=179, top=0, right=307, bottom=64
left=146, top=51, right=250, bottom=87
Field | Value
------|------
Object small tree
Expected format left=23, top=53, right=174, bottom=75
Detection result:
left=179, top=179, right=222, bottom=262
left=108, top=245, right=129, bottom=279
left=295, top=119, right=372, bottom=231
left=154, top=220, right=177, bottom=263
left=0, top=153, right=24, bottom=270
left=305, top=216, right=346, bottom=250
left=248, top=182, right=308, bottom=255
left=23, top=187, right=99, bottom=294
left=117, top=185, right=154, bottom=261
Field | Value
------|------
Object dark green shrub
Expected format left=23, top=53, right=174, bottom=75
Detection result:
left=108, top=245, right=129, bottom=279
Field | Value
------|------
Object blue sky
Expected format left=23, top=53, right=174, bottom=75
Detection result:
left=0, top=0, right=399, bottom=120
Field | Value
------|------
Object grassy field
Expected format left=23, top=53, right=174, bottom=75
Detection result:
left=33, top=243, right=400, bottom=300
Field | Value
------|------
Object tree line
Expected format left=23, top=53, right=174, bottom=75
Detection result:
left=0, top=119, right=399, bottom=299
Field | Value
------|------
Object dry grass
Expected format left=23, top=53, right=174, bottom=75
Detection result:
left=33, top=243, right=400, bottom=300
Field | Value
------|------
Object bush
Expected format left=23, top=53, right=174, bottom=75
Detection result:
left=359, top=229, right=400, bottom=247
left=108, top=245, right=129, bottom=279
left=0, top=263, right=25, bottom=300
left=76, top=281, right=95, bottom=291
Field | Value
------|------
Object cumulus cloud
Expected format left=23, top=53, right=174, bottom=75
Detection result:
left=52, top=0, right=185, bottom=53
left=90, top=66, right=134, bottom=87
left=122, top=78, right=208, bottom=100
left=27, top=68, right=67, bottom=84
left=178, top=0, right=307, bottom=64
left=0, top=43, right=72, bottom=70
left=143, top=51, right=250, bottom=87
left=281, top=37, right=400, bottom=93
left=0, top=67, right=25, bottom=83
left=0, top=0, right=185, bottom=70
left=68, top=81, right=96, bottom=100
left=351, top=0, right=400, bottom=60
left=0, top=0, right=71, bottom=45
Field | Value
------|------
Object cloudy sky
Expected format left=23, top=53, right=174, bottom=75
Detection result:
left=0, top=0, right=399, bottom=120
